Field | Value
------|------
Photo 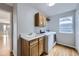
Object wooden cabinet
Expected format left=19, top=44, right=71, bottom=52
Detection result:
left=21, top=39, right=30, bottom=56
left=35, top=12, right=46, bottom=27
left=20, top=36, right=45, bottom=56
left=39, top=37, right=44, bottom=55
left=30, top=39, right=39, bottom=56
left=42, top=16, right=46, bottom=26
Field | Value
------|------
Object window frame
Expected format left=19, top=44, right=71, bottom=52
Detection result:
left=59, top=16, right=73, bottom=33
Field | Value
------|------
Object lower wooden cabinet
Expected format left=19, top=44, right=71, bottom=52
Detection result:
left=21, top=39, right=30, bottom=56
left=39, top=37, right=44, bottom=55
left=30, top=39, right=39, bottom=56
left=20, top=36, right=44, bottom=56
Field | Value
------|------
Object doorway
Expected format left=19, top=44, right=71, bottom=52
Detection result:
left=0, top=4, right=13, bottom=56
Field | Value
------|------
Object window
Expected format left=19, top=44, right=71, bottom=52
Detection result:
left=59, top=16, right=73, bottom=33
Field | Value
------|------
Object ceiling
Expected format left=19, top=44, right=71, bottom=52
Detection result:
left=27, top=3, right=78, bottom=17
left=6, top=3, right=78, bottom=17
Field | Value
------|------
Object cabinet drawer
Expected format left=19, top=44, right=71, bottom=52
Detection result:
left=22, top=39, right=29, bottom=46
left=39, top=37, right=44, bottom=40
left=30, top=39, right=38, bottom=46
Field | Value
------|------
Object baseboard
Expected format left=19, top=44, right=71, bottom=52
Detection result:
left=53, top=42, right=56, bottom=47
left=12, top=50, right=17, bottom=56
left=77, top=49, right=79, bottom=53
left=75, top=47, right=79, bottom=54
left=56, top=42, right=75, bottom=48
left=57, top=42, right=79, bottom=53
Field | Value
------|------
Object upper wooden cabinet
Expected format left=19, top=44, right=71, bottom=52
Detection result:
left=35, top=12, right=46, bottom=27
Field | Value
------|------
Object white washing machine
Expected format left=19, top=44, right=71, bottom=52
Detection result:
left=44, top=32, right=56, bottom=53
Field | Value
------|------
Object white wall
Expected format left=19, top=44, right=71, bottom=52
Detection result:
left=13, top=4, right=18, bottom=56
left=17, top=4, right=38, bottom=35
left=75, top=4, right=79, bottom=52
left=47, top=10, right=75, bottom=47
left=13, top=3, right=38, bottom=55
left=13, top=3, right=48, bottom=56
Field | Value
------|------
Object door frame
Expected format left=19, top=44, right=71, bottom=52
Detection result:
left=0, top=3, right=13, bottom=55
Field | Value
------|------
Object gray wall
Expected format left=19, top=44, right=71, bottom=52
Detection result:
left=47, top=10, right=75, bottom=47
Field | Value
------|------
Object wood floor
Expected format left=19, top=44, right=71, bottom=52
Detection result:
left=0, top=32, right=78, bottom=56
left=0, top=48, right=10, bottom=56
left=0, top=33, right=11, bottom=56
left=48, top=44, right=79, bottom=56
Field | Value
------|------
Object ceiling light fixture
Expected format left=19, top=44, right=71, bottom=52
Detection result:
left=48, top=3, right=55, bottom=7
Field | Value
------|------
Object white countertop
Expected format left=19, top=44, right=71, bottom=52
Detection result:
left=20, top=33, right=45, bottom=41
left=20, top=32, right=56, bottom=41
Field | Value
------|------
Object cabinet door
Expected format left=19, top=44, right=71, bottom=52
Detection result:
left=39, top=15, right=43, bottom=26
left=30, top=40, right=38, bottom=56
left=39, top=37, right=44, bottom=55
left=42, top=16, right=46, bottom=26
left=21, top=39, right=30, bottom=56
left=35, top=12, right=46, bottom=27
